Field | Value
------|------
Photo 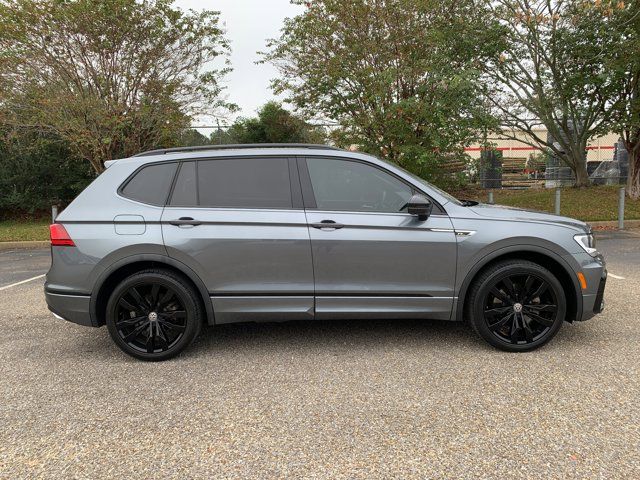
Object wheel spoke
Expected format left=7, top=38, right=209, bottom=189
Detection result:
left=526, top=282, right=548, bottom=303
left=488, top=312, right=513, bottom=331
left=150, top=284, right=161, bottom=305
left=525, top=304, right=557, bottom=313
left=484, top=306, right=512, bottom=318
left=123, top=322, right=149, bottom=343
left=522, top=316, right=534, bottom=342
left=502, top=277, right=516, bottom=296
left=522, top=275, right=535, bottom=297
left=510, top=313, right=521, bottom=343
left=161, top=310, right=186, bottom=320
left=158, top=289, right=175, bottom=308
left=155, top=323, right=170, bottom=351
left=523, top=310, right=554, bottom=327
left=145, top=325, right=155, bottom=353
left=116, top=315, right=147, bottom=327
left=119, top=297, right=140, bottom=313
left=159, top=318, right=186, bottom=332
left=490, top=287, right=513, bottom=305
left=129, top=287, right=149, bottom=311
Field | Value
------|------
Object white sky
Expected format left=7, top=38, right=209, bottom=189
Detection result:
left=174, top=0, right=304, bottom=126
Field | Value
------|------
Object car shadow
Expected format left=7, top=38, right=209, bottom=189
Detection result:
left=187, top=318, right=484, bottom=357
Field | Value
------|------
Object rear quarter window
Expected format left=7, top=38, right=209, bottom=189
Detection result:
left=120, top=162, right=178, bottom=206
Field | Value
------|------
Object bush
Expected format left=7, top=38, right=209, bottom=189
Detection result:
left=0, top=130, right=95, bottom=218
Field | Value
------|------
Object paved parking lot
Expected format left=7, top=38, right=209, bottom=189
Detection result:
left=1, top=233, right=639, bottom=478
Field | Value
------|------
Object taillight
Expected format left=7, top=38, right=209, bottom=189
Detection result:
left=49, top=223, right=75, bottom=247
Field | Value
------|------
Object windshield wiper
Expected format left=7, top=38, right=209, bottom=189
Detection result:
left=459, top=200, right=479, bottom=207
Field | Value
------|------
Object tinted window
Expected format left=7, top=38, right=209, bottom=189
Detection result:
left=170, top=162, right=197, bottom=206
left=121, top=162, right=177, bottom=206
left=198, top=158, right=292, bottom=208
left=306, top=158, right=413, bottom=212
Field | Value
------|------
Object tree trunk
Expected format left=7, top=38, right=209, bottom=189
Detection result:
left=568, top=148, right=589, bottom=187
left=574, top=164, right=590, bottom=187
left=628, top=144, right=640, bottom=200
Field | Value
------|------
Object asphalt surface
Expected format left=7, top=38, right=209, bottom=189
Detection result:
left=0, top=233, right=639, bottom=478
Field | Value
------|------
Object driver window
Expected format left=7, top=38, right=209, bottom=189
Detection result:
left=306, top=158, right=413, bottom=213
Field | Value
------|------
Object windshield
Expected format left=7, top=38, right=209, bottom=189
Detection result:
left=374, top=156, right=463, bottom=206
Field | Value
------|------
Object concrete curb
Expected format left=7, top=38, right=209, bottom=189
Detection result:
left=0, top=241, right=49, bottom=251
left=589, top=220, right=640, bottom=229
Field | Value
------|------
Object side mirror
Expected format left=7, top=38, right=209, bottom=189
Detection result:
left=407, top=194, right=432, bottom=221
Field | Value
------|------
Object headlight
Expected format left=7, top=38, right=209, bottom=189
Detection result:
left=574, top=233, right=598, bottom=256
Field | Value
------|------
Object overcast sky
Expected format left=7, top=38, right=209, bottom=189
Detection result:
left=174, top=0, right=304, bottom=126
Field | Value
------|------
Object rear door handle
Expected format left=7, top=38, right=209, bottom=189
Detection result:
left=169, top=217, right=202, bottom=226
left=310, top=220, right=344, bottom=230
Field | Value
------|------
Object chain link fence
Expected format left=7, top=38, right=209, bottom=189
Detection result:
left=467, top=134, right=628, bottom=190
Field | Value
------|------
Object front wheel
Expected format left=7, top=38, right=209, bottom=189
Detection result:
left=467, top=260, right=566, bottom=352
left=106, top=269, right=203, bottom=361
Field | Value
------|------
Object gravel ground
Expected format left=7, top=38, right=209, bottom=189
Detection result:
left=0, top=237, right=639, bottom=479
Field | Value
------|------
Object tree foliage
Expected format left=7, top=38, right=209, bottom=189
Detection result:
left=262, top=0, right=500, bottom=184
left=592, top=0, right=640, bottom=198
left=226, top=102, right=325, bottom=144
left=0, top=129, right=94, bottom=217
left=0, top=0, right=234, bottom=173
left=482, top=0, right=622, bottom=187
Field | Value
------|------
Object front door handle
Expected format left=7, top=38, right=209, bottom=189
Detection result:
left=310, top=220, right=344, bottom=230
left=169, top=217, right=202, bottom=226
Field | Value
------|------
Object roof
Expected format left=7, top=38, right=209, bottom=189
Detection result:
left=104, top=144, right=353, bottom=169
left=132, top=143, right=342, bottom=157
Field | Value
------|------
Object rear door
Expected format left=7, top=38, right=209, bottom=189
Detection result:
left=161, top=156, right=314, bottom=323
left=299, top=156, right=457, bottom=320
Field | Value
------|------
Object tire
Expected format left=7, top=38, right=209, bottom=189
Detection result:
left=106, top=268, right=203, bottom=361
left=466, top=260, right=566, bottom=352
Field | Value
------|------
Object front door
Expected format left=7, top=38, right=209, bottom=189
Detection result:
left=161, top=157, right=314, bottom=323
left=299, top=156, right=457, bottom=320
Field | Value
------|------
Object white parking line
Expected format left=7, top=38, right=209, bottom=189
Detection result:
left=0, top=274, right=46, bottom=291
left=608, top=273, right=625, bottom=280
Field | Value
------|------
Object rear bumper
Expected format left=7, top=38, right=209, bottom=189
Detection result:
left=45, top=288, right=95, bottom=327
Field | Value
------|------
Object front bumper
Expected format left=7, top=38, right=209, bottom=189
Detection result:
left=576, top=254, right=607, bottom=321
left=45, top=288, right=94, bottom=327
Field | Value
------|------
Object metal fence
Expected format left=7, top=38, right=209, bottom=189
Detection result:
left=467, top=137, right=628, bottom=190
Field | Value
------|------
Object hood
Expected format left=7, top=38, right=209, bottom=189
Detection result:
left=467, top=203, right=589, bottom=232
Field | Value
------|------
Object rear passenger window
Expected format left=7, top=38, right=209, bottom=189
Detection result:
left=169, top=162, right=197, bottom=206
left=120, top=162, right=177, bottom=206
left=198, top=158, right=292, bottom=209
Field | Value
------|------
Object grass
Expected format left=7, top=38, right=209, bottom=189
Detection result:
left=0, top=185, right=636, bottom=242
left=464, top=185, right=640, bottom=222
left=0, top=219, right=50, bottom=242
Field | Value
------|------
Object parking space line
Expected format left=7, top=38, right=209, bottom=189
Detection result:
left=0, top=274, right=46, bottom=291
left=608, top=273, right=625, bottom=280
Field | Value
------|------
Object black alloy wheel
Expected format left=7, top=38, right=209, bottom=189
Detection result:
left=468, top=260, right=566, bottom=352
left=106, top=269, right=202, bottom=360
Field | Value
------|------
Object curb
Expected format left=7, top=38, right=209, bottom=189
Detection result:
left=0, top=241, right=49, bottom=251
left=589, top=220, right=640, bottom=230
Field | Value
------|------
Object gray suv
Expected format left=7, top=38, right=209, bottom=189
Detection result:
left=45, top=144, right=607, bottom=360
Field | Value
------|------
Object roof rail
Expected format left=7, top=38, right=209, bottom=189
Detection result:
left=133, top=143, right=342, bottom=157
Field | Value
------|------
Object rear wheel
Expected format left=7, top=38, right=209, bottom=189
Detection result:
left=467, top=260, right=566, bottom=352
left=106, top=269, right=203, bottom=361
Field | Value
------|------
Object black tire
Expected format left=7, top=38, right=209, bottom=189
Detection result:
left=466, top=260, right=566, bottom=352
left=106, top=269, right=203, bottom=361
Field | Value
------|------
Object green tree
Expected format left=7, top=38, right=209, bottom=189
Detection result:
left=0, top=0, right=234, bottom=173
left=483, top=0, right=618, bottom=187
left=226, top=102, right=325, bottom=144
left=262, top=0, right=500, bottom=183
left=0, top=128, right=94, bottom=217
left=593, top=0, right=640, bottom=198
left=179, top=129, right=212, bottom=147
